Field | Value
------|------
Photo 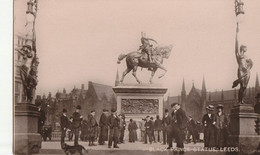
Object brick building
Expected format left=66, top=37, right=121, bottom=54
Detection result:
left=38, top=81, right=116, bottom=130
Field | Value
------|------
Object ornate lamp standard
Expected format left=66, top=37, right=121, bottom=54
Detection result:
left=232, top=0, right=251, bottom=105
left=14, top=0, right=41, bottom=154
left=228, top=1, right=260, bottom=154
left=235, top=0, right=244, bottom=16
left=235, top=0, right=245, bottom=25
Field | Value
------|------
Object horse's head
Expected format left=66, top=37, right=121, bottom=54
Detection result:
left=155, top=44, right=173, bottom=59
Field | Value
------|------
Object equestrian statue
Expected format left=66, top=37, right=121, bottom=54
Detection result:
left=117, top=32, right=173, bottom=84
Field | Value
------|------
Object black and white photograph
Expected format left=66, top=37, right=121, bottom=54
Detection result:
left=11, top=0, right=260, bottom=154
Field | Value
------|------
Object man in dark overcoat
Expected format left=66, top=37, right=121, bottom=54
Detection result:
left=108, top=109, right=120, bottom=148
left=98, top=109, right=109, bottom=145
left=128, top=119, right=138, bottom=142
left=72, top=105, right=83, bottom=145
left=144, top=116, right=153, bottom=144
left=150, top=117, right=156, bottom=142
left=60, top=108, right=69, bottom=144
left=154, top=115, right=163, bottom=143
left=38, top=105, right=46, bottom=134
left=169, top=103, right=188, bottom=152
left=162, top=109, right=171, bottom=145
left=87, top=111, right=98, bottom=146
left=202, top=105, right=216, bottom=147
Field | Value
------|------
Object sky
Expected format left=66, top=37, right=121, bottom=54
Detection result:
left=35, top=0, right=260, bottom=96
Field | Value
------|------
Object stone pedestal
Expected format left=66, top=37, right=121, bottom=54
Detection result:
left=113, top=85, right=167, bottom=141
left=227, top=104, right=260, bottom=155
left=14, top=102, right=42, bottom=154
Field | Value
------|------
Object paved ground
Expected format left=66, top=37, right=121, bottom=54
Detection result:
left=34, top=141, right=228, bottom=155
left=41, top=140, right=203, bottom=150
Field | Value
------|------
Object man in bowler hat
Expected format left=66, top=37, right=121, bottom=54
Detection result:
left=168, top=102, right=188, bottom=152
left=144, top=115, right=153, bottom=144
left=162, top=109, right=171, bottom=145
left=60, top=109, right=69, bottom=144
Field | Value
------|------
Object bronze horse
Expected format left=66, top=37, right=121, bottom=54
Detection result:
left=117, top=45, right=173, bottom=84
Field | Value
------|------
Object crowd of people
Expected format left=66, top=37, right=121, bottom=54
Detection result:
left=59, top=103, right=194, bottom=151
left=59, top=103, right=227, bottom=152
left=57, top=93, right=260, bottom=152
left=60, top=106, right=127, bottom=148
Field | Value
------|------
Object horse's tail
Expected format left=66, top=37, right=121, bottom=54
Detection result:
left=117, top=53, right=128, bottom=64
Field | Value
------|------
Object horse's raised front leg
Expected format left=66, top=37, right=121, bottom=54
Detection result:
left=120, top=67, right=132, bottom=83
left=132, top=66, right=141, bottom=84
left=157, top=64, right=167, bottom=79
left=149, top=68, right=157, bottom=84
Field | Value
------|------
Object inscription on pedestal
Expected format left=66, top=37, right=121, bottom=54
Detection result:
left=121, top=99, right=159, bottom=114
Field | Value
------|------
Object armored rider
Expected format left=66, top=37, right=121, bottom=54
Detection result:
left=139, top=32, right=157, bottom=63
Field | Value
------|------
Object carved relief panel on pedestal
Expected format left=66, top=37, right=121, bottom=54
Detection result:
left=121, top=99, right=159, bottom=114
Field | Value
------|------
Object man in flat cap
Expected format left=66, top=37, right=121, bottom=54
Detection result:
left=215, top=104, right=228, bottom=148
left=99, top=109, right=109, bottom=145
left=72, top=105, right=83, bottom=145
left=60, top=109, right=69, bottom=144
left=108, top=109, right=120, bottom=148
left=202, top=105, right=216, bottom=147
